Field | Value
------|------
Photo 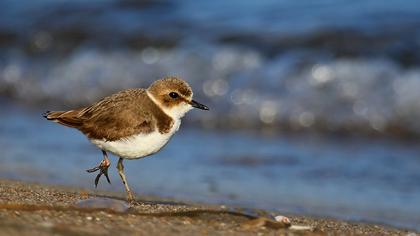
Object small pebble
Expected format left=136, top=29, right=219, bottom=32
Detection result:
left=86, top=216, right=93, bottom=221
left=274, top=215, right=291, bottom=224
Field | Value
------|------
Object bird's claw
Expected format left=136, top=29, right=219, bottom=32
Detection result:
left=86, top=159, right=111, bottom=187
left=86, top=166, right=100, bottom=173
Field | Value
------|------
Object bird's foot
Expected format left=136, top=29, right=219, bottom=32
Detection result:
left=86, top=158, right=111, bottom=187
left=127, top=191, right=137, bottom=206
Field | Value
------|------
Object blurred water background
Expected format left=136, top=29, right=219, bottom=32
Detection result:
left=0, top=0, right=420, bottom=231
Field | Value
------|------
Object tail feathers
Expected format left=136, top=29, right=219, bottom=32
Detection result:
left=42, top=111, right=51, bottom=119
left=43, top=110, right=84, bottom=128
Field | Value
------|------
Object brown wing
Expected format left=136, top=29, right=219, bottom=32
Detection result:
left=78, top=89, right=159, bottom=141
left=44, top=88, right=174, bottom=141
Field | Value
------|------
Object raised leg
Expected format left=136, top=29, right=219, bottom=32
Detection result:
left=117, top=158, right=135, bottom=203
left=86, top=150, right=111, bottom=187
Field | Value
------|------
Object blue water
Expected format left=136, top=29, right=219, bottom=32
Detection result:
left=2, top=0, right=420, bottom=136
left=0, top=104, right=419, bottom=230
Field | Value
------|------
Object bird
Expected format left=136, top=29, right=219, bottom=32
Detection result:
left=43, top=76, right=209, bottom=203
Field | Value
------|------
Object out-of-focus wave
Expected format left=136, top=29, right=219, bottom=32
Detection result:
left=3, top=46, right=420, bottom=137
left=1, top=0, right=420, bottom=137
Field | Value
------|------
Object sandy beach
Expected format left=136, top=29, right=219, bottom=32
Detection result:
left=0, top=179, right=415, bottom=236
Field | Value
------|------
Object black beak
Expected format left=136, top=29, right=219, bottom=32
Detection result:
left=190, top=100, right=209, bottom=110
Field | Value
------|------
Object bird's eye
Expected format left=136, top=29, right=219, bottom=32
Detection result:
left=169, top=92, right=179, bottom=99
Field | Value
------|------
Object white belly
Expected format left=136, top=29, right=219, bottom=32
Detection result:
left=91, top=120, right=181, bottom=159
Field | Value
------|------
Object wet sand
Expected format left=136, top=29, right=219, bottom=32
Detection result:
left=0, top=179, right=416, bottom=236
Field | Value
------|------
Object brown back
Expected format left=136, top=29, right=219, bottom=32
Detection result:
left=45, top=88, right=174, bottom=141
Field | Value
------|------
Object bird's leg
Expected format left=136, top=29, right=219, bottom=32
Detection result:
left=86, top=150, right=111, bottom=187
left=117, top=158, right=135, bottom=203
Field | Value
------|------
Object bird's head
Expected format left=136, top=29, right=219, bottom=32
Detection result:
left=147, top=76, right=209, bottom=119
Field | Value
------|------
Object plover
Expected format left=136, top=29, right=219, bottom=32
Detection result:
left=44, top=77, right=208, bottom=203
